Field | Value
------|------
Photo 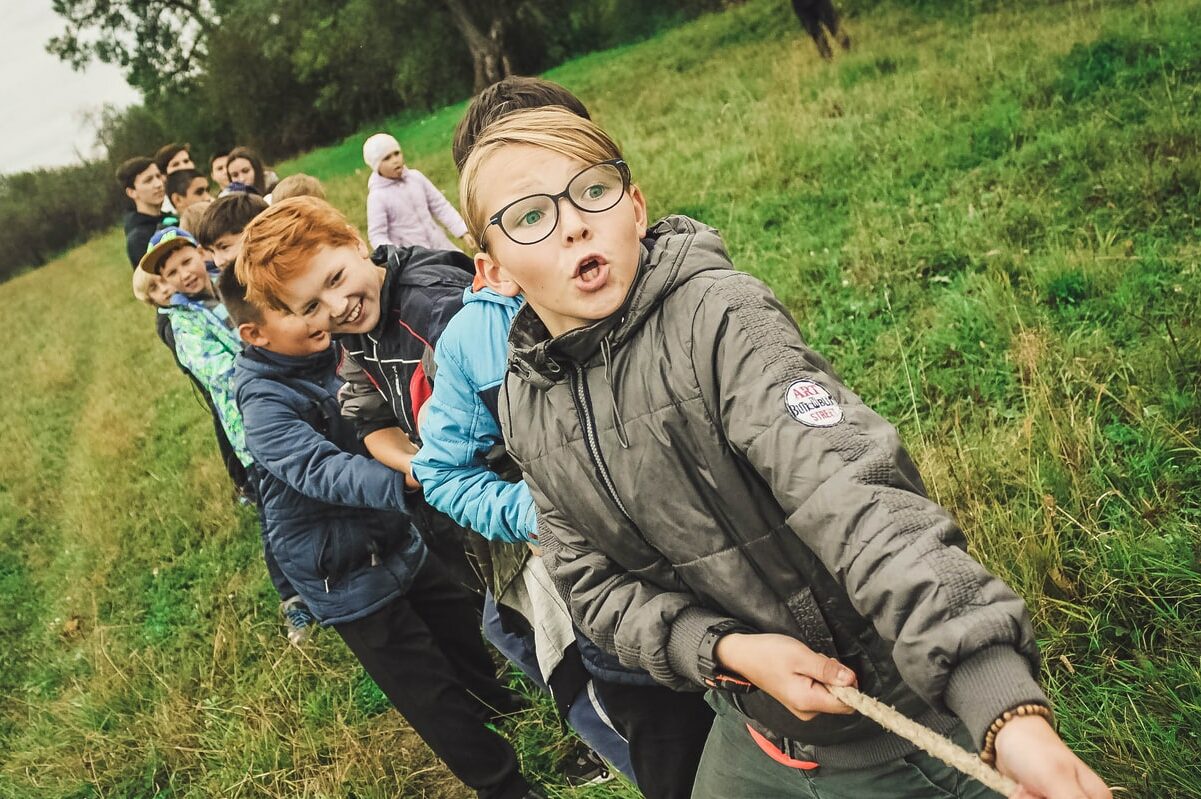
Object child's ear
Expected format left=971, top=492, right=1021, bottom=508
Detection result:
left=169, top=193, right=183, bottom=208
left=630, top=184, right=649, bottom=238
left=238, top=322, right=267, bottom=347
left=476, top=251, right=521, bottom=297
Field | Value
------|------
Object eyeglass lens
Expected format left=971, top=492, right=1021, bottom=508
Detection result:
left=499, top=162, right=627, bottom=245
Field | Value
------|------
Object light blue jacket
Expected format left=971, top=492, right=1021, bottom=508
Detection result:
left=412, top=287, right=536, bottom=543
left=160, top=293, right=252, bottom=467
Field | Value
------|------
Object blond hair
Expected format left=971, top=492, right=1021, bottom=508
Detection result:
left=178, top=200, right=212, bottom=235
left=131, top=266, right=162, bottom=306
left=459, top=106, right=624, bottom=244
left=271, top=173, right=326, bottom=202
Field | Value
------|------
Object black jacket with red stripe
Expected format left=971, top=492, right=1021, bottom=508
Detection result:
left=336, top=244, right=474, bottom=442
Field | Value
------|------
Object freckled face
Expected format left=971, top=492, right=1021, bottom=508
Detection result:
left=274, top=243, right=385, bottom=335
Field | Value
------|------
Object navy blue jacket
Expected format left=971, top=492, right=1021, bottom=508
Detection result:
left=234, top=343, right=427, bottom=625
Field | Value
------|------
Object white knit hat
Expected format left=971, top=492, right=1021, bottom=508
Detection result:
left=363, top=133, right=401, bottom=173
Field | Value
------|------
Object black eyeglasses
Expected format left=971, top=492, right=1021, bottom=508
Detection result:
left=482, top=159, right=630, bottom=248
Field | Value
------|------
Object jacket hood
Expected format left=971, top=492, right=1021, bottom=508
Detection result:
left=507, top=215, right=733, bottom=388
left=461, top=285, right=524, bottom=310
left=360, top=243, right=475, bottom=341
left=234, top=343, right=340, bottom=392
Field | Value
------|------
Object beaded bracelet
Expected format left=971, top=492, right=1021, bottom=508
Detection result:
left=980, top=703, right=1055, bottom=766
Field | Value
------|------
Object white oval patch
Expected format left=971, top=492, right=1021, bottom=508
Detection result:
left=784, top=379, right=844, bottom=427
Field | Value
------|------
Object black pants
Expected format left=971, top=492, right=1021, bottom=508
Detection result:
left=594, top=680, right=715, bottom=799
left=334, top=557, right=529, bottom=799
left=409, top=496, right=486, bottom=612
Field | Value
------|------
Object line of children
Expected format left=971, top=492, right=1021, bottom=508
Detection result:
left=125, top=76, right=1110, bottom=799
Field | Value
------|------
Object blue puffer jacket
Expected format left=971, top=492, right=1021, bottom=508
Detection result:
left=412, top=287, right=536, bottom=543
left=234, top=343, right=427, bottom=625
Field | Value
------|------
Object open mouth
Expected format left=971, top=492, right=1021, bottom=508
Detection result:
left=573, top=254, right=609, bottom=291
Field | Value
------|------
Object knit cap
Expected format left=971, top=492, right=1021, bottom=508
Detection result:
left=363, top=133, right=401, bottom=173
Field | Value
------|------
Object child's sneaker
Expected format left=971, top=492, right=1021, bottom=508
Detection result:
left=280, top=597, right=316, bottom=645
left=561, top=746, right=613, bottom=787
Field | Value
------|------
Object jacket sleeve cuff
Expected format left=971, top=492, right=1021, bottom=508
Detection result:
left=518, top=498, right=538, bottom=540
left=944, top=644, right=1050, bottom=750
left=666, top=606, right=742, bottom=686
left=356, top=418, right=394, bottom=440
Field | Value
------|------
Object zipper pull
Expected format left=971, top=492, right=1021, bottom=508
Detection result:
left=371, top=552, right=380, bottom=567
left=324, top=578, right=330, bottom=593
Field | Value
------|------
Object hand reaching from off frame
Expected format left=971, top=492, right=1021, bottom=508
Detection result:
left=714, top=632, right=857, bottom=720
left=994, top=716, right=1111, bottom=799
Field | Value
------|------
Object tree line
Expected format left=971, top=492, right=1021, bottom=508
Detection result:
left=0, top=0, right=728, bottom=283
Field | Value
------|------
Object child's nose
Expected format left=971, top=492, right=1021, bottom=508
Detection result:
left=558, top=198, right=590, bottom=243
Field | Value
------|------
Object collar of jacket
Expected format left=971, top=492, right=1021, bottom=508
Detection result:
left=359, top=243, right=475, bottom=342
left=242, top=342, right=340, bottom=381
left=507, top=215, right=732, bottom=389
left=363, top=244, right=411, bottom=339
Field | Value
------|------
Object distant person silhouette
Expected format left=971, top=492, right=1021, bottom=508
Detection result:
left=792, top=0, right=850, bottom=60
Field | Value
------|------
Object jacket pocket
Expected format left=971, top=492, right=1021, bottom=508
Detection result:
left=785, top=587, right=837, bottom=657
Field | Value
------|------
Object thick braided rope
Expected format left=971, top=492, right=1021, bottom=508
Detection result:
left=827, top=685, right=1019, bottom=796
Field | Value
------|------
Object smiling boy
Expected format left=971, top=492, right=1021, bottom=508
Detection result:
left=140, top=227, right=251, bottom=472
left=456, top=107, right=1112, bottom=799
left=235, top=196, right=486, bottom=602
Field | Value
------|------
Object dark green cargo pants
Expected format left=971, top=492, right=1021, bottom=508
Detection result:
left=690, top=694, right=1003, bottom=799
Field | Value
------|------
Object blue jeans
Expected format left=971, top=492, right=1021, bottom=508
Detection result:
left=482, top=591, right=636, bottom=782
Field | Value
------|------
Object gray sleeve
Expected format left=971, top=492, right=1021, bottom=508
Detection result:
left=337, top=350, right=399, bottom=438
left=692, top=273, right=1046, bottom=747
left=525, top=468, right=736, bottom=690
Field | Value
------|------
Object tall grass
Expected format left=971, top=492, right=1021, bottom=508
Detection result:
left=1, top=1, right=1198, bottom=796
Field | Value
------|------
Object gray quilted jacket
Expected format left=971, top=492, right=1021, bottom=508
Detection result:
left=500, top=215, right=1047, bottom=768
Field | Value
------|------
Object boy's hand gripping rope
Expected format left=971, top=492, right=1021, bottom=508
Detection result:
left=825, top=684, right=1020, bottom=796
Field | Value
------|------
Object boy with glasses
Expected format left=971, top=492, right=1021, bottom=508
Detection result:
left=455, top=106, right=1112, bottom=799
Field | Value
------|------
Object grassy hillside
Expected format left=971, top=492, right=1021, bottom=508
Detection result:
left=2, top=0, right=1199, bottom=796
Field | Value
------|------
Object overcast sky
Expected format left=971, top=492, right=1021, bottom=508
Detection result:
left=0, top=4, right=141, bottom=174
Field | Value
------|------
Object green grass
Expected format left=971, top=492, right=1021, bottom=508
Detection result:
left=2, top=0, right=1200, bottom=796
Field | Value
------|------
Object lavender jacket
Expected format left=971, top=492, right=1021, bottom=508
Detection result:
left=366, top=169, right=468, bottom=250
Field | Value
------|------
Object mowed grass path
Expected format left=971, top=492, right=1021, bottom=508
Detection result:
left=2, top=1, right=1199, bottom=796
